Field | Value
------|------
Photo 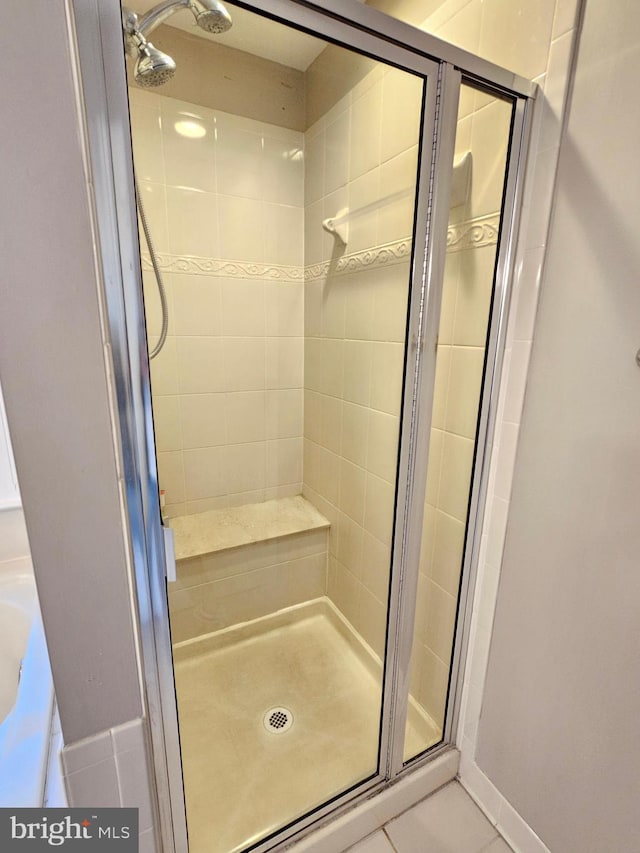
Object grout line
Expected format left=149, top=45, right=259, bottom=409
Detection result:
left=381, top=825, right=400, bottom=852
left=477, top=834, right=502, bottom=853
left=381, top=779, right=459, bottom=836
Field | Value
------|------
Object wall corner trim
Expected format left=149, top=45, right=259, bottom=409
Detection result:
left=459, top=751, right=551, bottom=853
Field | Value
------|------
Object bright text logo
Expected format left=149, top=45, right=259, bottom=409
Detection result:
left=0, top=809, right=138, bottom=851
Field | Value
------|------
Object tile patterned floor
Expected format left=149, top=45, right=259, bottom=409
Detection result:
left=347, top=782, right=513, bottom=853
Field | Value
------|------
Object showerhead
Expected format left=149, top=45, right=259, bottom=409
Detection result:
left=122, top=0, right=232, bottom=89
left=189, top=0, right=233, bottom=33
left=135, top=42, right=177, bottom=87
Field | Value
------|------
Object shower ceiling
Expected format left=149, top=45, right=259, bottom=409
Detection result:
left=127, top=0, right=363, bottom=70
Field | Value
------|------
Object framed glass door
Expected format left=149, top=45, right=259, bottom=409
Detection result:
left=122, top=2, right=443, bottom=849
left=70, top=0, right=533, bottom=850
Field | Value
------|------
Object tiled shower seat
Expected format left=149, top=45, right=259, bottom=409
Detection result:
left=167, top=496, right=330, bottom=643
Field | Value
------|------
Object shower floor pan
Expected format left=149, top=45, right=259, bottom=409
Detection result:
left=173, top=596, right=440, bottom=853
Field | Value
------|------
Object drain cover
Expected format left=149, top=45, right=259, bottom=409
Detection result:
left=263, top=706, right=293, bottom=734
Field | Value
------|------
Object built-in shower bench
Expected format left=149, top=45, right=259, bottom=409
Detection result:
left=167, top=496, right=330, bottom=644
left=169, top=495, right=329, bottom=560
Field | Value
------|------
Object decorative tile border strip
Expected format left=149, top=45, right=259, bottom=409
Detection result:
left=447, top=213, right=500, bottom=253
left=139, top=214, right=499, bottom=282
left=140, top=253, right=304, bottom=282
left=304, top=213, right=498, bottom=279
left=304, top=239, right=412, bottom=281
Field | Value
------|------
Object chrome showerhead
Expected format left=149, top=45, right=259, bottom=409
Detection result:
left=189, top=0, right=233, bottom=33
left=135, top=41, right=177, bottom=87
left=122, top=1, right=232, bottom=88
left=123, top=9, right=176, bottom=87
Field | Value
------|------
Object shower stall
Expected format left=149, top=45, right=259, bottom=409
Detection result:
left=72, top=1, right=533, bottom=851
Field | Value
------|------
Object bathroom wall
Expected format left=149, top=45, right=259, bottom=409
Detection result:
left=0, top=0, right=142, bottom=745
left=128, top=88, right=306, bottom=517
left=301, top=62, right=423, bottom=660
left=475, top=1, right=640, bottom=850
left=440, top=0, right=587, bottom=848
left=0, top=4, right=159, bottom=847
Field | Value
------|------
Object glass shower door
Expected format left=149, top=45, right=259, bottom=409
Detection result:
left=124, top=3, right=440, bottom=849
left=74, top=0, right=533, bottom=846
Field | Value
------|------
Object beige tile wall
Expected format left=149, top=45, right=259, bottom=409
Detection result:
left=395, top=0, right=567, bottom=738
left=412, top=0, right=557, bottom=80
left=302, top=64, right=424, bottom=661
left=128, top=88, right=305, bottom=517
left=300, top=45, right=511, bottom=701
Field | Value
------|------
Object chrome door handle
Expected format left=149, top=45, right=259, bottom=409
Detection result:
left=163, top=525, right=176, bottom=582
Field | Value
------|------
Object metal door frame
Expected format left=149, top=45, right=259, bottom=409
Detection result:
left=67, top=0, right=535, bottom=849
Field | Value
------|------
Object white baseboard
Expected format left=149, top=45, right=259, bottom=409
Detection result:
left=459, top=748, right=551, bottom=853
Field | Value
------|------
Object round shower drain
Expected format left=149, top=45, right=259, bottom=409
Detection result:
left=263, top=707, right=294, bottom=734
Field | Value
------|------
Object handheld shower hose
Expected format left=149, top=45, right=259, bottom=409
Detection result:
left=135, top=178, right=168, bottom=359
left=124, top=0, right=233, bottom=358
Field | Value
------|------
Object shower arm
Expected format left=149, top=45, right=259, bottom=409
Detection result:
left=124, top=0, right=192, bottom=41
